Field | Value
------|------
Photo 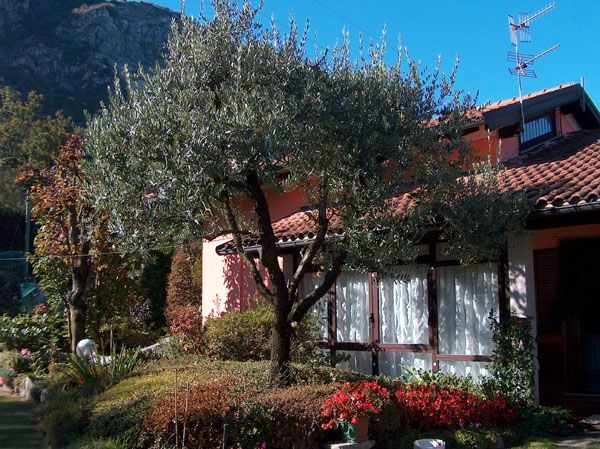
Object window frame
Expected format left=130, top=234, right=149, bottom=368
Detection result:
left=300, top=240, right=508, bottom=375
left=520, top=113, right=556, bottom=150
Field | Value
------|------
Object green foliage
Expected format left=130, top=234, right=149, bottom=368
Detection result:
left=230, top=384, right=338, bottom=449
left=85, top=0, right=526, bottom=383
left=140, top=250, right=171, bottom=331
left=81, top=358, right=365, bottom=445
left=67, top=437, right=128, bottom=449
left=40, top=387, right=90, bottom=448
left=497, top=405, right=572, bottom=447
left=486, top=313, right=536, bottom=404
left=0, top=87, right=70, bottom=212
left=202, top=303, right=322, bottom=362
left=7, top=352, right=31, bottom=374
left=166, top=245, right=202, bottom=350
left=0, top=307, right=69, bottom=374
left=64, top=347, right=142, bottom=391
left=203, top=304, right=273, bottom=361
left=400, top=365, right=485, bottom=396
left=32, top=258, right=70, bottom=308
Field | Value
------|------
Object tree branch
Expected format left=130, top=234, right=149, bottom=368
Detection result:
left=290, top=250, right=347, bottom=323
left=289, top=175, right=329, bottom=301
left=221, top=190, right=275, bottom=302
left=244, top=170, right=288, bottom=300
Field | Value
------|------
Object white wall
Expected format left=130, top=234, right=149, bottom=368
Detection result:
left=507, top=232, right=540, bottom=403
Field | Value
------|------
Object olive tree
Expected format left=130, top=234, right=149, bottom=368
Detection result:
left=86, top=1, right=525, bottom=383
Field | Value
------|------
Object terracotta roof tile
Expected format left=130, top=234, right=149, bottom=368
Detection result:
left=500, top=129, right=600, bottom=208
left=218, top=130, right=599, bottom=252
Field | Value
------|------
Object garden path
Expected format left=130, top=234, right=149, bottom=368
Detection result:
left=0, top=392, right=44, bottom=449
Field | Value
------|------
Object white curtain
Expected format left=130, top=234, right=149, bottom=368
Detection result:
left=336, top=272, right=370, bottom=343
left=379, top=351, right=432, bottom=379
left=379, top=266, right=429, bottom=344
left=299, top=273, right=328, bottom=341
left=337, top=350, right=372, bottom=374
left=437, top=264, right=499, bottom=356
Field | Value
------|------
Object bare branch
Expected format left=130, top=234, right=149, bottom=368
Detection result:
left=290, top=250, right=347, bottom=323
left=221, top=190, right=275, bottom=302
left=289, top=175, right=329, bottom=300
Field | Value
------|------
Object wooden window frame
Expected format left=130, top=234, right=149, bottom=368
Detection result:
left=303, top=241, right=509, bottom=375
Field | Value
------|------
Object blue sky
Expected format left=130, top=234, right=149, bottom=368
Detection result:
left=156, top=1, right=600, bottom=106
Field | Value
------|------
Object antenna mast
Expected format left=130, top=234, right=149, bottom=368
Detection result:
left=507, top=3, right=559, bottom=129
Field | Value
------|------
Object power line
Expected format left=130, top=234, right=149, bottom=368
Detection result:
left=0, top=247, right=180, bottom=262
left=309, top=0, right=378, bottom=40
left=255, top=9, right=323, bottom=53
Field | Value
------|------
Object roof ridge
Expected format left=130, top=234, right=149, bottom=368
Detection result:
left=477, top=82, right=578, bottom=112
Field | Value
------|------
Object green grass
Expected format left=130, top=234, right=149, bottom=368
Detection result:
left=510, top=437, right=600, bottom=449
left=0, top=393, right=45, bottom=449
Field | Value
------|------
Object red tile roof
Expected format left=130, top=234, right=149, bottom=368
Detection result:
left=218, top=130, right=600, bottom=252
left=501, top=129, right=600, bottom=209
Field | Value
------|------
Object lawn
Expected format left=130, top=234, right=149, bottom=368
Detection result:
left=0, top=393, right=45, bottom=449
left=511, top=436, right=600, bottom=448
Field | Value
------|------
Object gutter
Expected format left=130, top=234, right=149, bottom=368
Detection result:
left=215, top=234, right=344, bottom=256
left=527, top=202, right=600, bottom=229
left=530, top=202, right=600, bottom=216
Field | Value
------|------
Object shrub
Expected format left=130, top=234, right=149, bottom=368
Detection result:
left=402, top=366, right=485, bottom=397
left=0, top=307, right=69, bottom=374
left=394, top=384, right=516, bottom=431
left=166, top=245, right=202, bottom=309
left=202, top=303, right=321, bottom=362
left=486, top=313, right=535, bottom=404
left=233, top=385, right=338, bottom=449
left=497, top=404, right=573, bottom=446
left=67, top=437, right=128, bottom=449
left=203, top=304, right=272, bottom=361
left=165, top=304, right=203, bottom=352
left=65, top=347, right=142, bottom=391
left=40, top=388, right=90, bottom=448
left=144, top=378, right=238, bottom=448
left=165, top=245, right=202, bottom=350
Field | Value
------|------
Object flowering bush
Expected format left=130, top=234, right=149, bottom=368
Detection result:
left=322, top=380, right=389, bottom=429
left=394, top=384, right=516, bottom=430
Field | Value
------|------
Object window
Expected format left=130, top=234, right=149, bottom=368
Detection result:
left=299, top=272, right=328, bottom=341
left=379, top=266, right=429, bottom=344
left=437, top=264, right=499, bottom=356
left=336, top=273, right=370, bottom=343
left=299, top=244, right=506, bottom=380
left=520, top=114, right=555, bottom=148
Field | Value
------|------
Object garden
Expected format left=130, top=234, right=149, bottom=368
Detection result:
left=0, top=303, right=584, bottom=449
left=0, top=2, right=597, bottom=449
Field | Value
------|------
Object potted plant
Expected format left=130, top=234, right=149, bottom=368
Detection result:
left=322, top=380, right=388, bottom=443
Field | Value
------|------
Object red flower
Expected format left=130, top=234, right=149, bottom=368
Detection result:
left=394, top=384, right=516, bottom=430
left=321, top=380, right=389, bottom=430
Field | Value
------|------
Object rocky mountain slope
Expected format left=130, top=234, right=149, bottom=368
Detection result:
left=0, top=0, right=177, bottom=121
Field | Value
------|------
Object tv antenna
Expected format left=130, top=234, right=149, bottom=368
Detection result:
left=507, top=3, right=559, bottom=128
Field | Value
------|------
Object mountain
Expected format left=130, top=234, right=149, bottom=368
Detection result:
left=0, top=0, right=178, bottom=122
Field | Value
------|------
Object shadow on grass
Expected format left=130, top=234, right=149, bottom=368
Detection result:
left=0, top=393, right=44, bottom=449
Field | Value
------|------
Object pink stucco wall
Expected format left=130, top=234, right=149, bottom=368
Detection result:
left=202, top=186, right=307, bottom=319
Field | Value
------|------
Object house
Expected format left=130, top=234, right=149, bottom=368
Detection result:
left=202, top=83, right=600, bottom=412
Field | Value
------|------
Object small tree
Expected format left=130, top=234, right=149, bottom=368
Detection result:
left=18, top=135, right=110, bottom=352
left=86, top=1, right=525, bottom=383
left=0, top=87, right=70, bottom=212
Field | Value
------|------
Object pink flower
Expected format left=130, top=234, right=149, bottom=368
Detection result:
left=20, top=348, right=30, bottom=356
